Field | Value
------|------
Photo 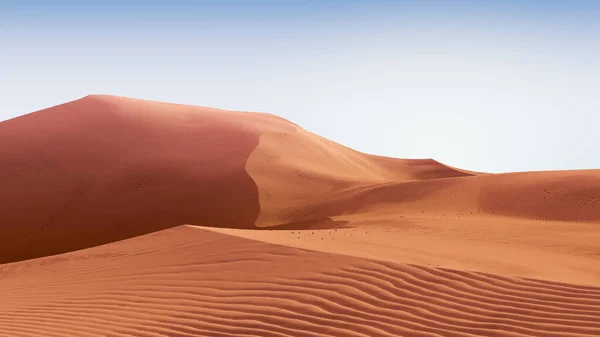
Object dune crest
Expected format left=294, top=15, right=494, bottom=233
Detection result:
left=0, top=95, right=264, bottom=263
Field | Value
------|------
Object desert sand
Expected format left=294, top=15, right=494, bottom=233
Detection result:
left=1, top=95, right=599, bottom=336
left=1, top=226, right=600, bottom=337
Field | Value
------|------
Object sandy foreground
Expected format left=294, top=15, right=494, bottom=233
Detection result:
left=1, top=95, right=599, bottom=336
left=1, top=226, right=600, bottom=337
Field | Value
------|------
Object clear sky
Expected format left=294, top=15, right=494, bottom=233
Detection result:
left=1, top=0, right=599, bottom=173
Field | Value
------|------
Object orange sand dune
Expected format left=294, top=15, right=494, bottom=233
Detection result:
left=257, top=169, right=600, bottom=228
left=248, top=132, right=600, bottom=226
left=1, top=225, right=599, bottom=337
left=3, top=95, right=600, bottom=335
left=1, top=95, right=599, bottom=279
left=0, top=95, right=474, bottom=263
left=243, top=115, right=600, bottom=284
left=1, top=95, right=261, bottom=263
left=212, top=216, right=600, bottom=286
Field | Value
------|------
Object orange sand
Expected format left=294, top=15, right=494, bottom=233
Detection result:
left=1, top=226, right=599, bottom=337
left=1, top=95, right=599, bottom=336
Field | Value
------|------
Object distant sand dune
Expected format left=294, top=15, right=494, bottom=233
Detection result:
left=1, top=226, right=599, bottom=337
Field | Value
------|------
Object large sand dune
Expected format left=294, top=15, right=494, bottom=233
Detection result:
left=2, top=95, right=598, bottom=262
left=1, top=225, right=599, bottom=337
left=0, top=95, right=477, bottom=263
left=1, top=95, right=599, bottom=335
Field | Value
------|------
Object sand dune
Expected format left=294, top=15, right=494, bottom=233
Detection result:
left=2, top=95, right=598, bottom=265
left=0, top=95, right=262, bottom=262
left=248, top=141, right=600, bottom=226
left=1, top=225, right=599, bottom=337
left=2, top=95, right=600, bottom=335
left=0, top=95, right=475, bottom=263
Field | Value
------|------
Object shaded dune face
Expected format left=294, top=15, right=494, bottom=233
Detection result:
left=0, top=95, right=264, bottom=263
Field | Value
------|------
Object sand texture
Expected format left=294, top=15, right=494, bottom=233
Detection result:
left=1, top=226, right=600, bottom=337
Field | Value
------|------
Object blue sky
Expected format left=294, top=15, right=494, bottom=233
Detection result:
left=1, top=0, right=599, bottom=173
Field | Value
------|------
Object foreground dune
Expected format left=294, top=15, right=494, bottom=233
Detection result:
left=1, top=225, right=599, bottom=337
left=211, top=214, right=600, bottom=286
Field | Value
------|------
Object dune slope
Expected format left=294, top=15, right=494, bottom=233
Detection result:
left=0, top=95, right=474, bottom=263
left=1, top=225, right=599, bottom=337
left=1, top=94, right=599, bottom=285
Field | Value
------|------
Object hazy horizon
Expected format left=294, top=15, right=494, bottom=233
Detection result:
left=2, top=0, right=599, bottom=173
